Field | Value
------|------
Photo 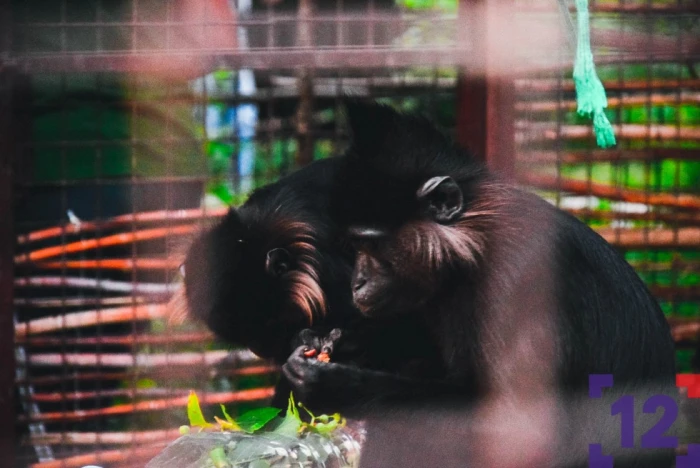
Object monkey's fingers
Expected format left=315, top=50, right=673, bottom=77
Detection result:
left=291, top=345, right=321, bottom=366
left=327, top=328, right=343, bottom=342
left=292, top=328, right=323, bottom=352
left=320, top=328, right=344, bottom=355
left=282, top=352, right=306, bottom=380
left=281, top=363, right=306, bottom=392
left=282, top=350, right=324, bottom=393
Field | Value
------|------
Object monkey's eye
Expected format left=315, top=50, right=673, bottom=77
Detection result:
left=351, top=238, right=380, bottom=254
left=347, top=226, right=388, bottom=253
left=265, top=248, right=293, bottom=278
left=178, top=263, right=186, bottom=278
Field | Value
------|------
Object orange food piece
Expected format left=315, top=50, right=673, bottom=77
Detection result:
left=303, top=349, right=318, bottom=358
left=317, top=352, right=331, bottom=363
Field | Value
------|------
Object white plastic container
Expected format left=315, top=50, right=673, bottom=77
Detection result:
left=146, top=423, right=365, bottom=468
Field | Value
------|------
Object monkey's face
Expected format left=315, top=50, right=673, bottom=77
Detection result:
left=348, top=175, right=483, bottom=318
left=333, top=100, right=496, bottom=318
left=181, top=209, right=328, bottom=363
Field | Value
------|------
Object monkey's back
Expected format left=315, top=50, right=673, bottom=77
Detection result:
left=539, top=194, right=676, bottom=388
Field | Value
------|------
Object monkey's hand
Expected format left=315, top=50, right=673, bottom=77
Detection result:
left=272, top=328, right=345, bottom=410
left=282, top=344, right=370, bottom=413
left=293, top=327, right=363, bottom=362
left=291, top=328, right=326, bottom=354
left=282, top=344, right=454, bottom=415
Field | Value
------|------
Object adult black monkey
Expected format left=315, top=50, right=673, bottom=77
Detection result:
left=282, top=101, right=678, bottom=465
left=180, top=158, right=358, bottom=405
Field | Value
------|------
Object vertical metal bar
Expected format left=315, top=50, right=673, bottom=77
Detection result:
left=455, top=0, right=516, bottom=180
left=295, top=0, right=315, bottom=169
left=642, top=0, right=653, bottom=303
left=266, top=0, right=275, bottom=49
left=132, top=0, right=139, bottom=51
left=94, top=70, right=105, bottom=461
left=237, top=0, right=258, bottom=194
left=58, top=69, right=70, bottom=461
left=554, top=33, right=564, bottom=210
left=337, top=0, right=345, bottom=49
left=334, top=69, right=343, bottom=161
left=556, top=0, right=576, bottom=50
left=60, top=0, right=67, bottom=53
left=0, top=67, right=17, bottom=468
left=96, top=0, right=103, bottom=52
left=0, top=0, right=11, bottom=60
left=670, top=0, right=683, bottom=318
left=367, top=0, right=376, bottom=48
left=4, top=5, right=52, bottom=458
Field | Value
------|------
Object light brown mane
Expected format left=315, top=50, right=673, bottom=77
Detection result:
left=273, top=220, right=327, bottom=325
left=396, top=181, right=508, bottom=273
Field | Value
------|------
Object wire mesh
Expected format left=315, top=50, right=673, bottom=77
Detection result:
left=2, top=0, right=699, bottom=467
left=514, top=0, right=700, bottom=373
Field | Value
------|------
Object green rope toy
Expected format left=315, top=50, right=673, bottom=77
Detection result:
left=570, top=0, right=617, bottom=148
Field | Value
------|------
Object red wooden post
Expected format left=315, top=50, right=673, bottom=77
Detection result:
left=456, top=0, right=516, bottom=180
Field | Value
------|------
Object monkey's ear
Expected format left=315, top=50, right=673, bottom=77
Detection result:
left=343, top=99, right=397, bottom=152
left=265, top=248, right=293, bottom=277
left=417, top=176, right=463, bottom=223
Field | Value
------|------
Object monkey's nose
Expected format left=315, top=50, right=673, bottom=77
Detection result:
left=352, top=276, right=367, bottom=292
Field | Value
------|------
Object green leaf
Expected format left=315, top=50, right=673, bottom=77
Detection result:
left=187, top=391, right=211, bottom=428
left=271, top=393, right=302, bottom=437
left=310, top=413, right=345, bottom=436
left=209, top=446, right=229, bottom=468
left=236, top=407, right=282, bottom=433
left=214, top=416, right=241, bottom=431
left=297, top=401, right=346, bottom=437
left=220, top=404, right=235, bottom=424
left=136, top=378, right=157, bottom=389
left=288, top=392, right=301, bottom=421
left=217, top=404, right=243, bottom=431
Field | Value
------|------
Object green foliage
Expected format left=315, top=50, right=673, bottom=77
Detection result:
left=136, top=378, right=157, bottom=390
left=181, top=392, right=344, bottom=440
left=235, top=408, right=283, bottom=433
left=187, top=391, right=214, bottom=429
left=272, top=393, right=304, bottom=437
left=560, top=160, right=700, bottom=192
left=30, top=72, right=208, bottom=183
left=399, top=0, right=457, bottom=12
left=676, top=350, right=695, bottom=373
left=220, top=404, right=237, bottom=425
left=208, top=182, right=236, bottom=205
left=209, top=447, right=229, bottom=468
left=296, top=401, right=346, bottom=436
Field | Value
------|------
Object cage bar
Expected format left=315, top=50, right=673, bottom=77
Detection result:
left=0, top=69, right=18, bottom=468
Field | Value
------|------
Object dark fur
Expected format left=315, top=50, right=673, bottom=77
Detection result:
left=182, top=159, right=358, bottom=365
left=282, top=101, right=678, bottom=466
